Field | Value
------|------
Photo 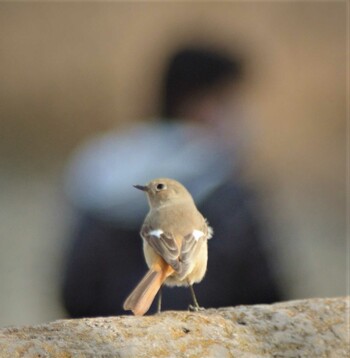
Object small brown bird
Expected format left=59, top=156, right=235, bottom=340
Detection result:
left=123, top=178, right=213, bottom=316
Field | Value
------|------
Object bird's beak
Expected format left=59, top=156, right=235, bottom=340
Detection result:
left=133, top=184, right=149, bottom=192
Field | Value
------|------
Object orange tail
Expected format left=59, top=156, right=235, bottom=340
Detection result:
left=123, top=260, right=174, bottom=316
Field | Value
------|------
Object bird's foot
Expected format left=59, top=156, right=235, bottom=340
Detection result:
left=188, top=304, right=205, bottom=312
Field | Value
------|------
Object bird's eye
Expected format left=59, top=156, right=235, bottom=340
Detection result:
left=156, top=183, right=166, bottom=191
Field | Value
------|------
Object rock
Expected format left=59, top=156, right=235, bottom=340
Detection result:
left=0, top=297, right=348, bottom=357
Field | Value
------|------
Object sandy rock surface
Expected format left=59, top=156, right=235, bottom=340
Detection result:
left=0, top=297, right=348, bottom=357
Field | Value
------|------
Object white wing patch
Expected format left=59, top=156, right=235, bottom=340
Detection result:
left=192, top=229, right=204, bottom=241
left=149, top=229, right=164, bottom=238
left=207, top=225, right=213, bottom=239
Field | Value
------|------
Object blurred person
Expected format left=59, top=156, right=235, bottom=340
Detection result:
left=61, top=46, right=283, bottom=317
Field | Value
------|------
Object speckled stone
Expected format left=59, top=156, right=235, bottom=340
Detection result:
left=0, top=297, right=348, bottom=357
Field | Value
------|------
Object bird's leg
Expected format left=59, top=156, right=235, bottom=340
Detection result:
left=188, top=282, right=204, bottom=312
left=189, top=284, right=200, bottom=308
left=157, top=286, right=162, bottom=314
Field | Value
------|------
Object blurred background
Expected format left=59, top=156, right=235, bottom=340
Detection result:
left=0, top=1, right=346, bottom=327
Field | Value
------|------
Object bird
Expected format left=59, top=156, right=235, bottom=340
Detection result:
left=123, top=178, right=213, bottom=316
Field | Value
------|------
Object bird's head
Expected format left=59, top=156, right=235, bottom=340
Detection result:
left=134, top=178, right=193, bottom=208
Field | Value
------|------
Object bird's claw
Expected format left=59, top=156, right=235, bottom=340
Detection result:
left=188, top=304, right=205, bottom=312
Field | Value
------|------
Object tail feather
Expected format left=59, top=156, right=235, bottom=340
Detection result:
left=123, top=264, right=174, bottom=316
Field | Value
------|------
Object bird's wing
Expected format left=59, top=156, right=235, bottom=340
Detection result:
left=178, top=222, right=213, bottom=279
left=141, top=226, right=181, bottom=272
left=142, top=222, right=212, bottom=276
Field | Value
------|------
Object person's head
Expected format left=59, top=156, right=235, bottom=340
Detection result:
left=160, top=46, right=244, bottom=123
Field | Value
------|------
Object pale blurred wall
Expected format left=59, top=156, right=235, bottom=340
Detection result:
left=0, top=2, right=346, bottom=327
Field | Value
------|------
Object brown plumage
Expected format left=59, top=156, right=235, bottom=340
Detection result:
left=123, top=178, right=212, bottom=316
